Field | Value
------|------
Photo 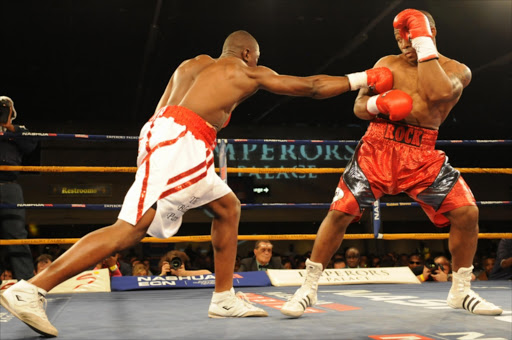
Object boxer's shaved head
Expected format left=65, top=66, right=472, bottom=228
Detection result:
left=222, top=30, right=258, bottom=55
left=419, top=10, right=436, bottom=29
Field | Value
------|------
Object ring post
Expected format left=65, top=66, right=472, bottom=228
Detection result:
left=372, top=199, right=382, bottom=239
left=218, top=139, right=228, bottom=183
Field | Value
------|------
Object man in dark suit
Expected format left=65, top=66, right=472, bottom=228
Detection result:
left=239, top=240, right=284, bottom=271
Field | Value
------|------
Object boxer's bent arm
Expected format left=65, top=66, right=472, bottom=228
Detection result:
left=251, top=66, right=350, bottom=99
left=353, top=58, right=386, bottom=120
left=353, top=87, right=376, bottom=120
left=417, top=60, right=470, bottom=103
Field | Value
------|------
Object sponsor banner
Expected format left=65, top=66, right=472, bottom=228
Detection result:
left=49, top=268, right=111, bottom=294
left=267, top=267, right=420, bottom=287
left=111, top=271, right=271, bottom=291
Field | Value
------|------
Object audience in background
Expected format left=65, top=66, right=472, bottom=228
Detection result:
left=239, top=240, right=284, bottom=272
left=1, top=269, right=13, bottom=281
left=476, top=257, right=496, bottom=281
left=370, top=255, right=381, bottom=268
left=489, top=238, right=512, bottom=280
left=158, top=250, right=211, bottom=276
left=34, top=254, right=53, bottom=275
left=359, top=254, right=368, bottom=268
left=234, top=255, right=242, bottom=272
left=408, top=253, right=426, bottom=281
left=332, top=258, right=346, bottom=269
left=428, top=255, right=452, bottom=282
left=397, top=253, right=409, bottom=267
left=132, top=263, right=149, bottom=276
left=281, top=257, right=293, bottom=269
left=345, top=247, right=361, bottom=269
left=94, top=253, right=123, bottom=277
left=13, top=242, right=506, bottom=281
left=294, top=256, right=307, bottom=269
left=379, top=254, right=396, bottom=267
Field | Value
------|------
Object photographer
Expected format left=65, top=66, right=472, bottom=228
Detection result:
left=428, top=256, right=452, bottom=282
left=158, top=250, right=211, bottom=277
left=417, top=255, right=451, bottom=282
left=0, top=96, right=37, bottom=281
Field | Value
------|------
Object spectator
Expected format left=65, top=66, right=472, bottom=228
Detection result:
left=284, top=244, right=297, bottom=261
left=476, top=257, right=496, bottom=281
left=132, top=263, right=149, bottom=276
left=345, top=247, right=361, bottom=268
left=489, top=239, right=512, bottom=280
left=0, top=96, right=37, bottom=281
left=429, top=256, right=452, bottom=282
left=281, top=258, right=293, bottom=269
left=472, top=254, right=483, bottom=276
left=158, top=250, right=211, bottom=276
left=397, top=253, right=410, bottom=267
left=370, top=255, right=381, bottom=268
left=332, top=259, right=346, bottom=269
left=239, top=240, right=284, bottom=272
left=234, top=255, right=242, bottom=272
left=42, top=244, right=65, bottom=260
left=117, top=253, right=133, bottom=276
left=379, top=254, right=396, bottom=268
left=1, top=269, right=13, bottom=281
left=141, top=258, right=154, bottom=276
left=294, top=256, right=307, bottom=270
left=408, top=253, right=427, bottom=281
left=34, top=254, right=53, bottom=275
left=94, top=254, right=122, bottom=277
left=359, top=254, right=368, bottom=268
left=327, top=252, right=345, bottom=268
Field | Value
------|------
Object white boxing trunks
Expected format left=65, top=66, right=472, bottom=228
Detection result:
left=118, top=105, right=232, bottom=239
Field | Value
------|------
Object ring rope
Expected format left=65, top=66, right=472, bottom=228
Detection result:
left=1, top=165, right=511, bottom=174
left=1, top=132, right=511, bottom=146
left=1, top=201, right=510, bottom=210
left=1, top=233, right=511, bottom=245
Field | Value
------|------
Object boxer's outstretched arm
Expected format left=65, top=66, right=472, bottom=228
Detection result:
left=251, top=66, right=351, bottom=99
left=250, top=65, right=393, bottom=100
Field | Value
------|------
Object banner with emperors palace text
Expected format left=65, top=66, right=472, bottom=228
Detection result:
left=267, top=267, right=420, bottom=286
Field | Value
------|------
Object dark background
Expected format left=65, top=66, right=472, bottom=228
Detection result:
left=2, top=0, right=511, bottom=139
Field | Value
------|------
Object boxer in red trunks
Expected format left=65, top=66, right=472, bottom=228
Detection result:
left=1, top=30, right=394, bottom=336
left=282, top=9, right=502, bottom=318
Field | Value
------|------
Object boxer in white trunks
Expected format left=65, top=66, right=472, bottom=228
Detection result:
left=1, top=30, right=394, bottom=337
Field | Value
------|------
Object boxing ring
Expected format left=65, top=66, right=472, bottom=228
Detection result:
left=1, top=132, right=511, bottom=339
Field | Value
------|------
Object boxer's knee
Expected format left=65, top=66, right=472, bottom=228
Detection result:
left=325, top=210, right=354, bottom=232
left=208, top=192, right=241, bottom=224
left=445, top=205, right=479, bottom=232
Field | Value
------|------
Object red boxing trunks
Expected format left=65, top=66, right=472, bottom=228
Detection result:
left=331, top=118, right=476, bottom=227
left=118, top=106, right=232, bottom=238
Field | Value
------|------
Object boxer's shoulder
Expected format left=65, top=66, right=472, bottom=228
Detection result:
left=374, top=55, right=402, bottom=68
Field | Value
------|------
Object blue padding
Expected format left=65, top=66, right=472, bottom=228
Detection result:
left=111, top=271, right=271, bottom=291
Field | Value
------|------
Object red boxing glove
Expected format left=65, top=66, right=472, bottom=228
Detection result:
left=366, top=89, right=413, bottom=121
left=393, top=9, right=433, bottom=40
left=393, top=9, right=438, bottom=62
left=346, top=67, right=393, bottom=93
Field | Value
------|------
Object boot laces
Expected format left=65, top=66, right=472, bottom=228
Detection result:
left=235, top=291, right=255, bottom=307
left=35, top=294, right=49, bottom=320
